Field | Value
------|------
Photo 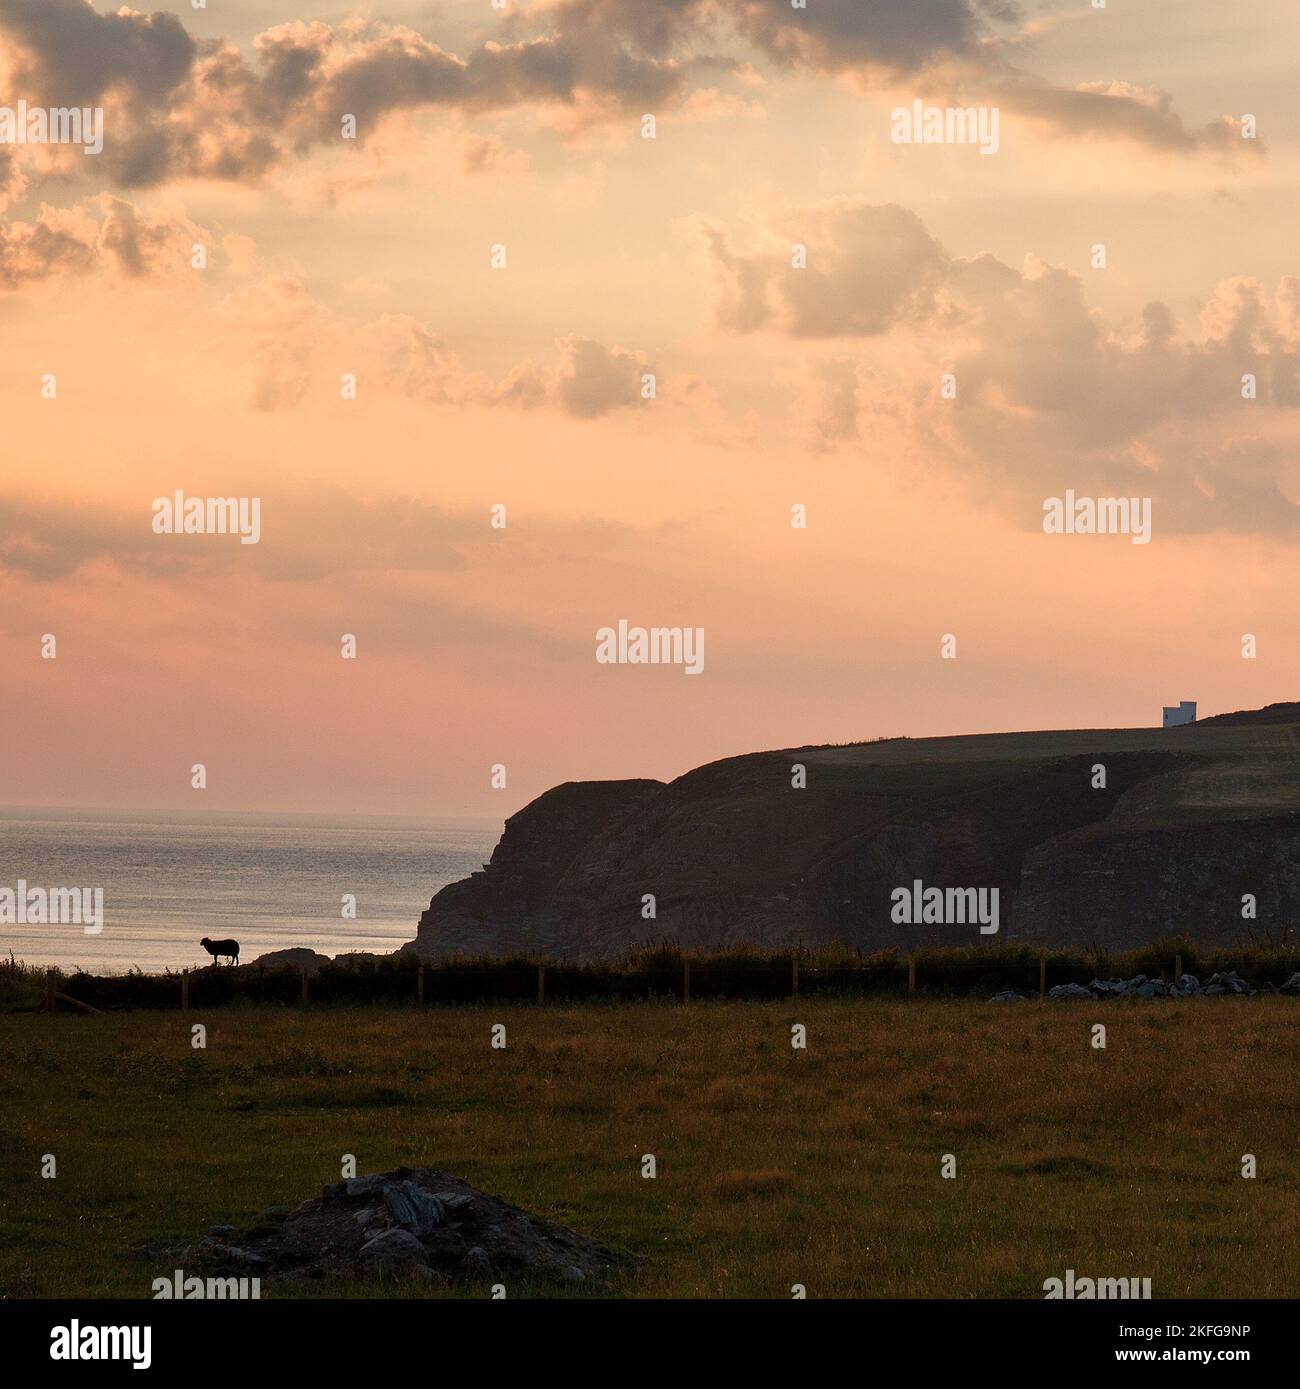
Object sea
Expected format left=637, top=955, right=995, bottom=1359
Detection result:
left=0, top=807, right=499, bottom=975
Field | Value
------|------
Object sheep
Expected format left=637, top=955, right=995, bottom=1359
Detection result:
left=199, top=937, right=240, bottom=966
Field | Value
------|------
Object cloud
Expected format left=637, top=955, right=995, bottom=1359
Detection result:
left=796, top=357, right=862, bottom=449
left=699, top=200, right=950, bottom=336
left=931, top=263, right=1300, bottom=536
left=0, top=0, right=195, bottom=103
left=996, top=79, right=1262, bottom=157
left=225, top=274, right=652, bottom=420
left=538, top=1, right=1248, bottom=158
left=0, top=481, right=678, bottom=675
left=709, top=196, right=1300, bottom=536
left=224, top=278, right=488, bottom=414
left=495, top=335, right=653, bottom=417
left=0, top=194, right=199, bottom=288
left=0, top=1, right=1247, bottom=203
left=0, top=4, right=687, bottom=190
left=947, top=262, right=1300, bottom=437
left=553, top=335, right=652, bottom=417
left=0, top=484, right=486, bottom=583
left=0, top=145, right=27, bottom=211
left=542, top=0, right=1012, bottom=78
left=722, top=0, right=1012, bottom=77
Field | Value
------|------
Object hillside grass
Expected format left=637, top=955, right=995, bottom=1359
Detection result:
left=808, top=722, right=1300, bottom=818
left=1, top=997, right=1297, bottom=1298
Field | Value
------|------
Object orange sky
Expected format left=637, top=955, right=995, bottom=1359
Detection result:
left=2, top=1, right=1298, bottom=816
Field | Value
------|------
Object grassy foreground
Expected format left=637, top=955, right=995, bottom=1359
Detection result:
left=1, top=998, right=1297, bottom=1299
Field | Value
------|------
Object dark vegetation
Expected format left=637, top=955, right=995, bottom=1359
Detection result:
left=5, top=938, right=1300, bottom=1013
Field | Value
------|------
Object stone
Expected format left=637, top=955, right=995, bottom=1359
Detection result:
left=989, top=990, right=1025, bottom=1002
left=222, top=1246, right=270, bottom=1269
left=345, top=1174, right=390, bottom=1198
left=352, top=1210, right=389, bottom=1240
left=187, top=1241, right=270, bottom=1272
left=1048, top=983, right=1093, bottom=1000
left=1278, top=972, right=1300, bottom=995
left=207, top=1225, right=236, bottom=1238
left=156, top=1168, right=639, bottom=1289
left=383, top=1180, right=449, bottom=1235
left=358, top=1228, right=429, bottom=1278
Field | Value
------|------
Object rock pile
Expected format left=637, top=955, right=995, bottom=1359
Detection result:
left=158, top=1168, right=636, bottom=1288
left=992, top=971, right=1300, bottom=1003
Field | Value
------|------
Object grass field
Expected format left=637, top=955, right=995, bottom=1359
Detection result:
left=1, top=997, right=1297, bottom=1299
left=806, top=719, right=1300, bottom=821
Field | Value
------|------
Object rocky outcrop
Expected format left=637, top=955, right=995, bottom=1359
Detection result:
left=159, top=1168, right=635, bottom=1287
left=403, top=710, right=1300, bottom=960
left=251, top=948, right=332, bottom=973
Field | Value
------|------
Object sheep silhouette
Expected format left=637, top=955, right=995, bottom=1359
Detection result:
left=199, top=937, right=240, bottom=966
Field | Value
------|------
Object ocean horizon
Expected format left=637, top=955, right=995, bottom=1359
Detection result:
left=0, top=805, right=500, bottom=975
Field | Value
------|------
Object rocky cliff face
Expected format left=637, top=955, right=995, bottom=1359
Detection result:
left=1013, top=816, right=1300, bottom=952
left=403, top=714, right=1300, bottom=959
left=404, top=779, right=664, bottom=958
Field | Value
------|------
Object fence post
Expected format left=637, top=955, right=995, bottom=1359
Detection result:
left=683, top=959, right=690, bottom=1004
left=417, top=965, right=425, bottom=1007
left=1039, top=954, right=1046, bottom=1000
left=907, top=957, right=915, bottom=995
left=1174, top=953, right=1182, bottom=983
left=300, top=968, right=309, bottom=1005
left=537, top=964, right=545, bottom=1005
left=181, top=970, right=189, bottom=1011
left=792, top=951, right=799, bottom=998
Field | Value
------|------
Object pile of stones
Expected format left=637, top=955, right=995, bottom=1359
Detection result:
left=153, top=1167, right=636, bottom=1288
left=991, top=971, right=1300, bottom=1003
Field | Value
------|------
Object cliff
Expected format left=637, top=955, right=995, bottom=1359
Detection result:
left=402, top=710, right=1300, bottom=959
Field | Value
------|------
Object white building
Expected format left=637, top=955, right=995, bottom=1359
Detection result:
left=1162, top=700, right=1197, bottom=727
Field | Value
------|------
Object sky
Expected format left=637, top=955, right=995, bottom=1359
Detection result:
left=2, top=0, right=1298, bottom=817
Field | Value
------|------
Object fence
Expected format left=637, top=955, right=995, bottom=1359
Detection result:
left=26, top=942, right=1299, bottom=1013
